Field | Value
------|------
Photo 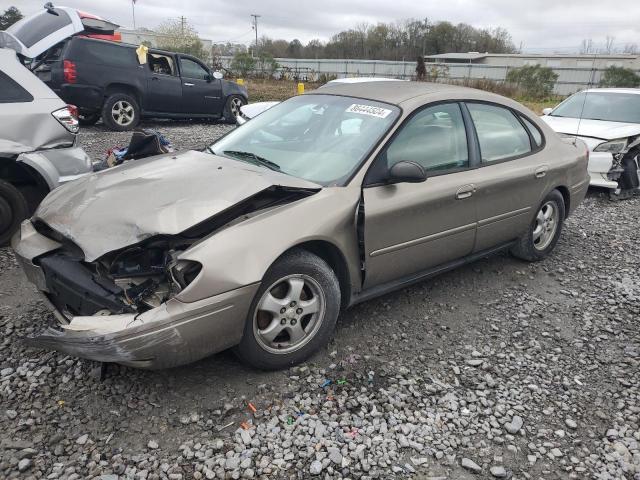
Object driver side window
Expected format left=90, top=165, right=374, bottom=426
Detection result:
left=180, top=58, right=209, bottom=80
left=385, top=103, right=469, bottom=173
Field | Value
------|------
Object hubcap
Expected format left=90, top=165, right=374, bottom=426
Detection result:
left=230, top=97, right=243, bottom=118
left=532, top=201, right=558, bottom=251
left=111, top=100, right=135, bottom=126
left=253, top=274, right=325, bottom=354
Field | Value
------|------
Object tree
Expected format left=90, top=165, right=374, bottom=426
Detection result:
left=600, top=66, right=640, bottom=88
left=155, top=18, right=210, bottom=63
left=255, top=52, right=279, bottom=78
left=506, top=65, right=558, bottom=98
left=0, top=6, right=22, bottom=30
left=230, top=52, right=256, bottom=77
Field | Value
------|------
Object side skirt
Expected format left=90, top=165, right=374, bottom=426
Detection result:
left=349, top=240, right=516, bottom=306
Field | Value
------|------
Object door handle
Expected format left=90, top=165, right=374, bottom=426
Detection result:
left=184, top=82, right=194, bottom=87
left=456, top=184, right=476, bottom=200
left=151, top=76, right=159, bottom=81
left=535, top=166, right=548, bottom=178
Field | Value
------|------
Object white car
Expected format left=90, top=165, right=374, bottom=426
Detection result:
left=236, top=77, right=404, bottom=124
left=540, top=88, right=640, bottom=199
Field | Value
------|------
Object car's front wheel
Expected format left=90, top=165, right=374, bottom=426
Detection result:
left=511, top=189, right=565, bottom=262
left=101, top=93, right=140, bottom=131
left=235, top=249, right=340, bottom=370
left=223, top=95, right=246, bottom=124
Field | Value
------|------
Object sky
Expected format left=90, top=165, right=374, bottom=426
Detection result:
left=3, top=0, right=640, bottom=54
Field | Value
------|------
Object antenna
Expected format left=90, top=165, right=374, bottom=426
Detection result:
left=574, top=52, right=598, bottom=144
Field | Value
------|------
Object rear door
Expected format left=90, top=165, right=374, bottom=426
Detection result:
left=0, top=6, right=117, bottom=59
left=464, top=102, right=548, bottom=252
left=362, top=102, right=478, bottom=288
left=178, top=56, right=223, bottom=115
left=145, top=52, right=183, bottom=113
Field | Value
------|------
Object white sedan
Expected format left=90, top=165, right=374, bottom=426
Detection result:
left=540, top=88, right=640, bottom=199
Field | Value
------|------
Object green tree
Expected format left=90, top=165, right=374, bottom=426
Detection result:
left=506, top=65, right=558, bottom=98
left=0, top=6, right=22, bottom=30
left=230, top=52, right=256, bottom=77
left=155, top=18, right=210, bottom=63
left=255, top=52, right=279, bottom=78
left=599, top=66, right=640, bottom=88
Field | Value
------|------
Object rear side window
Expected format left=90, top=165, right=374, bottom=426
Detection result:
left=467, top=103, right=531, bottom=163
left=68, top=40, right=136, bottom=68
left=519, top=115, right=543, bottom=148
left=0, top=71, right=33, bottom=103
left=9, top=8, right=72, bottom=48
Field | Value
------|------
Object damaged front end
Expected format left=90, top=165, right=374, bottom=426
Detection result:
left=15, top=177, right=319, bottom=368
left=595, top=136, right=640, bottom=200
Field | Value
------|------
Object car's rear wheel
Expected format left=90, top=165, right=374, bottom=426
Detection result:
left=223, top=95, right=246, bottom=124
left=78, top=111, right=100, bottom=126
left=235, top=249, right=340, bottom=370
left=101, top=93, right=140, bottom=131
left=511, top=189, right=565, bottom=262
left=0, top=180, right=29, bottom=246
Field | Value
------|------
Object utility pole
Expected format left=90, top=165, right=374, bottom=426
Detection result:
left=180, top=15, right=186, bottom=36
left=250, top=14, right=261, bottom=57
left=131, top=0, right=136, bottom=29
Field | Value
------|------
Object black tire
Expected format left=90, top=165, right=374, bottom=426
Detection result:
left=235, top=249, right=341, bottom=370
left=101, top=93, right=140, bottom=131
left=0, top=180, right=29, bottom=246
left=78, top=111, right=100, bottom=126
left=511, top=189, right=565, bottom=262
left=222, top=95, right=246, bottom=124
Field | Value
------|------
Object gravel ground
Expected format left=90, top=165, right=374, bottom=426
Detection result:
left=1, top=121, right=639, bottom=479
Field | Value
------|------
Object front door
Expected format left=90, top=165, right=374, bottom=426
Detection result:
left=178, top=56, right=223, bottom=116
left=145, top=52, right=183, bottom=113
left=362, top=102, right=478, bottom=288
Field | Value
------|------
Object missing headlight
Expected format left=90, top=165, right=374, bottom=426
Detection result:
left=171, top=260, right=202, bottom=290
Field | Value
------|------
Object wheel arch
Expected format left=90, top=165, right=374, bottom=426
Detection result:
left=283, top=240, right=352, bottom=309
left=552, top=185, right=570, bottom=219
left=104, top=83, right=142, bottom=106
left=0, top=157, right=50, bottom=212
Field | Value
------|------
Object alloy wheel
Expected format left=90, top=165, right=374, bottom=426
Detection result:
left=253, top=274, right=326, bottom=354
left=111, top=100, right=135, bottom=126
left=532, top=201, right=558, bottom=251
left=229, top=97, right=243, bottom=118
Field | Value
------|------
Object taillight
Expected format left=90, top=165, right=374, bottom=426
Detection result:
left=63, top=60, right=76, bottom=83
left=52, top=105, right=79, bottom=133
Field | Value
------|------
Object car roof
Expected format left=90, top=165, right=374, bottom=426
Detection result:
left=72, top=36, right=176, bottom=57
left=314, top=80, right=500, bottom=106
left=581, top=87, right=640, bottom=95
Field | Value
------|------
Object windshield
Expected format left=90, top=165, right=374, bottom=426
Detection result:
left=551, top=92, right=640, bottom=124
left=209, top=94, right=400, bottom=185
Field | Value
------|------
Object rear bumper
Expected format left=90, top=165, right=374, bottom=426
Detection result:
left=12, top=220, right=260, bottom=369
left=17, top=146, right=92, bottom=190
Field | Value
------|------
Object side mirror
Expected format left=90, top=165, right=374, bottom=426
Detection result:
left=542, top=107, right=553, bottom=115
left=388, top=161, right=426, bottom=184
left=212, top=71, right=223, bottom=80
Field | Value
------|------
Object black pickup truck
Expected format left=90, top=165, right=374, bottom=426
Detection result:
left=36, top=36, right=248, bottom=130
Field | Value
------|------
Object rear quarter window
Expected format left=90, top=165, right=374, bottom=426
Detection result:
left=68, top=40, right=137, bottom=68
left=0, top=71, right=33, bottom=103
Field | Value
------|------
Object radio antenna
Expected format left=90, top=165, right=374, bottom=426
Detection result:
left=575, top=52, right=598, bottom=144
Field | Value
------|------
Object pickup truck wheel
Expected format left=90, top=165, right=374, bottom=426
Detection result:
left=102, top=93, right=140, bottom=131
left=235, top=249, right=340, bottom=370
left=0, top=180, right=28, bottom=246
left=223, top=95, right=246, bottom=124
left=511, top=189, right=565, bottom=262
left=78, top=112, right=100, bottom=126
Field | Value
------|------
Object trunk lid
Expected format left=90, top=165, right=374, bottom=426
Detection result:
left=0, top=5, right=118, bottom=59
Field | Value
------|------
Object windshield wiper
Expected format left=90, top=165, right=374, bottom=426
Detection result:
left=223, top=150, right=281, bottom=171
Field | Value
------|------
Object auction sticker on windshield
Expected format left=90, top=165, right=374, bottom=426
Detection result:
left=346, top=104, right=393, bottom=118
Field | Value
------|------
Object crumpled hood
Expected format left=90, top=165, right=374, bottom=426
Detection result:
left=34, top=150, right=320, bottom=261
left=541, top=115, right=640, bottom=141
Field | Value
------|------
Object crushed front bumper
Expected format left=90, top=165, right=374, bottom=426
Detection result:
left=12, top=220, right=259, bottom=369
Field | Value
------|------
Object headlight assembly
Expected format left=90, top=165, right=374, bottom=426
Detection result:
left=594, top=138, right=628, bottom=153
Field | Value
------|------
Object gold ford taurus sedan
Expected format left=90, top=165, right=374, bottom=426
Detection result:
left=12, top=81, right=589, bottom=370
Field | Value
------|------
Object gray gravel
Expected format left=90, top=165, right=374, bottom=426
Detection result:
left=1, top=121, right=639, bottom=479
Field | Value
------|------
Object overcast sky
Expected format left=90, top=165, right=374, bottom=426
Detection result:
left=4, top=0, right=640, bottom=54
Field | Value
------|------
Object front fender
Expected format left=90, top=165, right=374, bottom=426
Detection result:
left=221, top=80, right=248, bottom=101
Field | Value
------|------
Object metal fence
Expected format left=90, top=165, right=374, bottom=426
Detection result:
left=219, top=56, right=640, bottom=95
